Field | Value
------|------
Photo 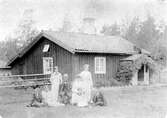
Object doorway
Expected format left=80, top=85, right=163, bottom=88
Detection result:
left=138, top=65, right=144, bottom=82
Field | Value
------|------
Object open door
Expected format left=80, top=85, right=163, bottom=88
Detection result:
left=138, top=65, right=144, bottom=82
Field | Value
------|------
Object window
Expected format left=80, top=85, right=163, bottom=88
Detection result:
left=95, top=57, right=106, bottom=74
left=43, top=44, right=50, bottom=52
left=43, top=57, right=53, bottom=74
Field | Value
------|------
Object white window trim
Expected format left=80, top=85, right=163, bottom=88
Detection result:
left=43, top=44, right=50, bottom=52
left=43, top=57, right=53, bottom=74
left=95, top=57, right=106, bottom=74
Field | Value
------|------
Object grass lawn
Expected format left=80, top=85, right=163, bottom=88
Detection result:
left=0, top=85, right=167, bottom=118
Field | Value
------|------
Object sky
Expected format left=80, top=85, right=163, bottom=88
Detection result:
left=0, top=0, right=167, bottom=41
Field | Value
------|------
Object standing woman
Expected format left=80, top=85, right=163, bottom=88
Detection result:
left=42, top=66, right=63, bottom=106
left=78, top=64, right=93, bottom=107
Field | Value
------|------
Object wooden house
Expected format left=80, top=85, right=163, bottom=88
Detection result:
left=7, top=30, right=144, bottom=86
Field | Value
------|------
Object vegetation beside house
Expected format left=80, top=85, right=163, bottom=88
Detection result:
left=116, top=54, right=158, bottom=85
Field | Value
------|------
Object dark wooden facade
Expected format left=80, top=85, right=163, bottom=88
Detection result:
left=10, top=36, right=127, bottom=86
left=72, top=53, right=125, bottom=85
left=11, top=37, right=73, bottom=79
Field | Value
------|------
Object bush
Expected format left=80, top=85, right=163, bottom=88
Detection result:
left=116, top=54, right=156, bottom=85
left=116, top=61, right=134, bottom=84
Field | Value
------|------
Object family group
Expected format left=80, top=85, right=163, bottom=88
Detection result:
left=27, top=64, right=106, bottom=108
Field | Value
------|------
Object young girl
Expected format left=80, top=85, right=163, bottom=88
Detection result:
left=71, top=75, right=88, bottom=107
left=59, top=74, right=71, bottom=105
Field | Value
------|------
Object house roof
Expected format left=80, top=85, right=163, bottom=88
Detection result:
left=120, top=54, right=143, bottom=61
left=121, top=54, right=155, bottom=65
left=120, top=54, right=155, bottom=70
left=7, top=30, right=147, bottom=66
left=43, top=30, right=137, bottom=54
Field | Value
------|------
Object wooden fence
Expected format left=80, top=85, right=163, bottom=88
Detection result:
left=0, top=73, right=51, bottom=88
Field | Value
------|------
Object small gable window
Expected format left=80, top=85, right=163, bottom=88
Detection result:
left=95, top=57, right=106, bottom=74
left=43, top=44, right=50, bottom=52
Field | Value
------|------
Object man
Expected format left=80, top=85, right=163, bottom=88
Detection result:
left=79, top=64, right=93, bottom=106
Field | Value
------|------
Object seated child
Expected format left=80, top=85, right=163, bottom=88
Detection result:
left=59, top=74, right=71, bottom=105
left=27, top=85, right=43, bottom=107
left=92, top=90, right=106, bottom=106
left=71, top=75, right=87, bottom=107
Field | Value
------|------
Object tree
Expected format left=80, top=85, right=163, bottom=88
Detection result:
left=101, top=22, right=121, bottom=36
left=153, top=24, right=167, bottom=66
left=124, top=17, right=141, bottom=45
left=0, top=37, right=19, bottom=61
left=125, top=15, right=167, bottom=67
left=137, top=15, right=160, bottom=51
left=15, top=9, right=38, bottom=48
left=4, top=38, right=19, bottom=60
left=0, top=9, right=39, bottom=62
left=101, top=15, right=167, bottom=67
left=0, top=41, right=8, bottom=61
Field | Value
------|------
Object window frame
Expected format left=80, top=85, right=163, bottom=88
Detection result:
left=43, top=44, right=50, bottom=52
left=94, top=57, right=106, bottom=74
left=43, top=57, right=53, bottom=74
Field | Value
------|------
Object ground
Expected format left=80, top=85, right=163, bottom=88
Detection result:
left=0, top=85, right=167, bottom=118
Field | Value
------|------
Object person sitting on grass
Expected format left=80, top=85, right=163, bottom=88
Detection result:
left=27, top=85, right=44, bottom=107
left=59, top=74, right=71, bottom=105
left=71, top=75, right=85, bottom=107
left=92, top=85, right=106, bottom=106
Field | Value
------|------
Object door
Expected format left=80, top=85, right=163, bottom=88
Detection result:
left=43, top=57, right=53, bottom=74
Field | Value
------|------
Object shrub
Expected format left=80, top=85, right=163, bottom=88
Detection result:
left=116, top=54, right=156, bottom=85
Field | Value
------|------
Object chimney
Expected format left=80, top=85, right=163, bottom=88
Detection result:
left=80, top=17, right=96, bottom=34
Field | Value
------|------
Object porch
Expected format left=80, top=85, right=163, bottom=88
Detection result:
left=120, top=54, right=155, bottom=86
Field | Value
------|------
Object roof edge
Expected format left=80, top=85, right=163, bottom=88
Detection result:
left=74, top=49, right=135, bottom=55
left=42, top=32, right=75, bottom=54
left=7, top=31, right=76, bottom=66
left=7, top=33, right=44, bottom=66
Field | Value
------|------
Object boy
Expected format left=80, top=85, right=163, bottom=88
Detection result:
left=27, top=85, right=43, bottom=107
left=59, top=74, right=71, bottom=105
